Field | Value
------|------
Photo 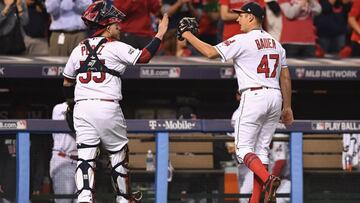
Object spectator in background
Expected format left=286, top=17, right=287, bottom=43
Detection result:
left=219, top=0, right=264, bottom=40
left=0, top=0, right=29, bottom=55
left=45, top=0, right=91, bottom=56
left=219, top=0, right=242, bottom=40
left=50, top=101, right=77, bottom=203
left=314, top=0, right=349, bottom=56
left=176, top=37, right=194, bottom=56
left=23, top=0, right=49, bottom=56
left=163, top=0, right=202, bottom=30
left=177, top=106, right=197, bottom=119
left=113, top=0, right=161, bottom=49
left=278, top=0, right=322, bottom=57
left=264, top=0, right=282, bottom=41
left=161, top=0, right=202, bottom=55
left=159, top=28, right=178, bottom=55
left=348, top=0, right=360, bottom=56
left=198, top=0, right=220, bottom=45
left=159, top=29, right=195, bottom=56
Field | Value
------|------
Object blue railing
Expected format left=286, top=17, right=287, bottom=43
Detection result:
left=1, top=119, right=360, bottom=203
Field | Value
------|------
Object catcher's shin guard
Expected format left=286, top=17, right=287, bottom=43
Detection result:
left=75, top=144, right=98, bottom=203
left=109, top=145, right=142, bottom=203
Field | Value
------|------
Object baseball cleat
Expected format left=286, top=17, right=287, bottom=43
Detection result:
left=129, top=191, right=143, bottom=203
left=264, top=175, right=281, bottom=203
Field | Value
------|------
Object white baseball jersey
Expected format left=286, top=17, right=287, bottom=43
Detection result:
left=269, top=137, right=291, bottom=203
left=231, top=106, right=241, bottom=129
left=63, top=37, right=142, bottom=101
left=52, top=102, right=77, bottom=156
left=50, top=102, right=77, bottom=199
left=215, top=29, right=287, bottom=92
left=217, top=29, right=286, bottom=165
left=342, top=134, right=360, bottom=170
left=269, top=140, right=290, bottom=178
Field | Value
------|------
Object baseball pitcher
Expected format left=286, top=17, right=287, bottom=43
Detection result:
left=178, top=2, right=294, bottom=203
left=62, top=1, right=168, bottom=202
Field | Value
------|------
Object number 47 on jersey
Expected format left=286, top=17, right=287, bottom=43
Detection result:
left=257, top=54, right=279, bottom=78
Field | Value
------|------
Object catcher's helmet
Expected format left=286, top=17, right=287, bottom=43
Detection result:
left=82, top=0, right=125, bottom=29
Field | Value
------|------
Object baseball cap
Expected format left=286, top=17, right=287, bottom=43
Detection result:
left=232, top=2, right=265, bottom=20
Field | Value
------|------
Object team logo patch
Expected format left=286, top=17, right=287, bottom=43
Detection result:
left=223, top=39, right=235, bottom=46
left=128, top=48, right=135, bottom=55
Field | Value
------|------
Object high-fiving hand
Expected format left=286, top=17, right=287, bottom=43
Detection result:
left=155, top=14, right=169, bottom=40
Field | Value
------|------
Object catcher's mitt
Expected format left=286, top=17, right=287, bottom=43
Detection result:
left=65, top=100, right=75, bottom=133
left=177, top=17, right=199, bottom=41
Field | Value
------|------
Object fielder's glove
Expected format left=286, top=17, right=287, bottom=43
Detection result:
left=177, top=17, right=199, bottom=41
left=65, top=100, right=75, bottom=133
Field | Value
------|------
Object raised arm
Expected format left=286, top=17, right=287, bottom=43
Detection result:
left=279, top=1, right=303, bottom=19
left=182, top=31, right=220, bottom=59
left=136, top=14, right=169, bottom=63
left=220, top=4, right=238, bottom=21
left=349, top=16, right=360, bottom=36
left=163, top=0, right=189, bottom=17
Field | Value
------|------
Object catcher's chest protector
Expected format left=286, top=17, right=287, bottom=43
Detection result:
left=77, top=38, right=122, bottom=77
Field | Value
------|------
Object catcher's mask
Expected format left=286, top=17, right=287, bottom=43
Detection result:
left=82, top=0, right=125, bottom=30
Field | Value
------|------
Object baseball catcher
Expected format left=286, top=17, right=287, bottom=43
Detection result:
left=62, top=0, right=168, bottom=202
left=177, top=17, right=199, bottom=41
